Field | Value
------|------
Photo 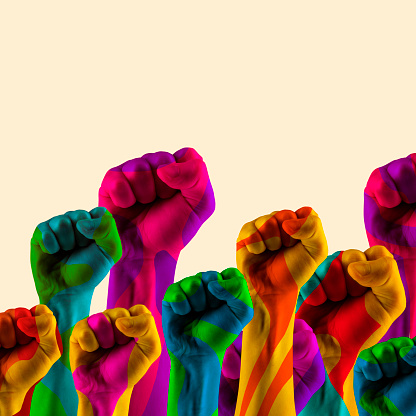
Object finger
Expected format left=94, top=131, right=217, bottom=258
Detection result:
left=355, top=349, right=383, bottom=382
left=364, top=245, right=394, bottom=262
left=320, top=253, right=347, bottom=302
left=13, top=308, right=33, bottom=345
left=386, top=155, right=416, bottom=204
left=102, top=308, right=131, bottom=345
left=32, top=222, right=60, bottom=254
left=275, top=210, right=298, bottom=247
left=142, top=151, right=176, bottom=199
left=254, top=214, right=282, bottom=251
left=0, top=312, right=16, bottom=348
left=77, top=208, right=122, bottom=263
left=348, top=255, right=406, bottom=319
left=116, top=312, right=161, bottom=363
left=365, top=167, right=402, bottom=209
left=163, top=282, right=191, bottom=315
left=65, top=210, right=92, bottom=247
left=48, top=215, right=76, bottom=251
left=237, top=220, right=267, bottom=254
left=121, top=158, right=156, bottom=204
left=87, top=313, right=115, bottom=349
left=71, top=318, right=100, bottom=353
left=341, top=250, right=368, bottom=297
left=200, top=271, right=223, bottom=310
left=371, top=341, right=398, bottom=378
left=178, top=274, right=206, bottom=312
left=17, top=305, right=62, bottom=361
left=282, top=207, right=328, bottom=263
left=102, top=169, right=136, bottom=208
left=157, top=149, right=212, bottom=213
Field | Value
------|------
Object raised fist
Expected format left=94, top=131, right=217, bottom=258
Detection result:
left=163, top=269, right=253, bottom=416
left=0, top=305, right=62, bottom=416
left=296, top=246, right=406, bottom=413
left=364, top=153, right=416, bottom=338
left=31, top=207, right=122, bottom=304
left=236, top=207, right=328, bottom=298
left=99, top=147, right=214, bottom=261
left=354, top=336, right=416, bottom=416
left=70, top=306, right=161, bottom=416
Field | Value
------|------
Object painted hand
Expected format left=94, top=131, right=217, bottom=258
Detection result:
left=354, top=336, right=416, bottom=416
left=70, top=306, right=161, bottom=416
left=0, top=305, right=62, bottom=416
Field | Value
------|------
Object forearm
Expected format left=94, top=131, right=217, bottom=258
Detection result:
left=108, top=256, right=177, bottom=416
left=236, top=292, right=297, bottom=416
left=31, top=293, right=92, bottom=416
left=168, top=354, right=222, bottom=416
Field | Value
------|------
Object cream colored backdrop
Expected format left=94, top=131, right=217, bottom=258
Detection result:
left=0, top=2, right=414, bottom=314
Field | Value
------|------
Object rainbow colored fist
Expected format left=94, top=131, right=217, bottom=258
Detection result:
left=235, top=207, right=328, bottom=416
left=0, top=305, right=62, bottom=416
left=364, top=153, right=416, bottom=339
left=99, top=148, right=215, bottom=416
left=354, top=336, right=416, bottom=416
left=30, top=208, right=122, bottom=416
left=70, top=306, right=161, bottom=416
left=296, top=247, right=406, bottom=415
left=162, top=269, right=253, bottom=416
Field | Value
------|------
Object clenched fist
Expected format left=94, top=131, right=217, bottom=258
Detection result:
left=0, top=305, right=62, bottom=416
left=70, top=306, right=161, bottom=416
left=364, top=153, right=416, bottom=339
left=163, top=269, right=253, bottom=416
left=296, top=247, right=406, bottom=415
left=354, top=336, right=416, bottom=416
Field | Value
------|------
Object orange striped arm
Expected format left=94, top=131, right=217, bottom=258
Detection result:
left=235, top=208, right=328, bottom=416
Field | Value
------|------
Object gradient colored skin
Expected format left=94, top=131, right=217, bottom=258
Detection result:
left=30, top=208, right=122, bottom=416
left=99, top=148, right=215, bottom=416
left=354, top=336, right=416, bottom=416
left=364, top=153, right=416, bottom=340
left=162, top=269, right=253, bottom=416
left=296, top=247, right=406, bottom=416
left=219, top=319, right=325, bottom=416
left=235, top=207, right=328, bottom=416
left=70, top=306, right=161, bottom=416
left=0, top=305, right=62, bottom=416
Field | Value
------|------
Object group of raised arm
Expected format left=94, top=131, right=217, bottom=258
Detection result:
left=1, top=149, right=415, bottom=416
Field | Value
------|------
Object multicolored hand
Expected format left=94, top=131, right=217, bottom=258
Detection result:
left=70, top=306, right=161, bottom=416
left=296, top=247, right=406, bottom=415
left=235, top=207, right=328, bottom=416
left=0, top=305, right=62, bottom=416
left=364, top=153, right=416, bottom=339
left=30, top=208, right=122, bottom=416
left=354, top=336, right=416, bottom=416
left=162, top=269, right=253, bottom=416
left=99, top=148, right=215, bottom=416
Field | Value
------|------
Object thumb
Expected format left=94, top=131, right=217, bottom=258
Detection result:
left=77, top=208, right=122, bottom=263
left=348, top=256, right=406, bottom=320
left=157, top=159, right=212, bottom=210
left=116, top=313, right=161, bottom=364
left=282, top=207, right=328, bottom=265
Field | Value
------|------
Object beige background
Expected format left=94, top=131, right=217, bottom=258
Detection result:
left=0, top=2, right=414, bottom=314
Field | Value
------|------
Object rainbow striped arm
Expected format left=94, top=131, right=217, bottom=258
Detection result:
left=162, top=269, right=253, bottom=416
left=30, top=208, right=122, bottom=416
left=235, top=207, right=328, bottom=416
left=219, top=319, right=325, bottom=416
left=296, top=247, right=406, bottom=416
left=364, top=153, right=416, bottom=339
left=70, top=306, right=161, bottom=416
left=99, top=148, right=215, bottom=416
left=354, top=336, right=416, bottom=416
left=0, top=305, right=62, bottom=416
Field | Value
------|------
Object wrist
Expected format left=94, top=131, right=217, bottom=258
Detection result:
left=0, top=391, right=25, bottom=416
left=77, top=388, right=132, bottom=416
